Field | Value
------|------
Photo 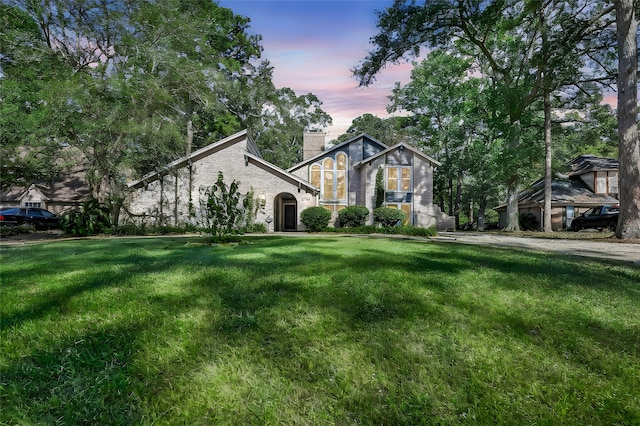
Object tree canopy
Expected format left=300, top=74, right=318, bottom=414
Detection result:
left=354, top=0, right=638, bottom=237
left=1, top=0, right=332, bottom=205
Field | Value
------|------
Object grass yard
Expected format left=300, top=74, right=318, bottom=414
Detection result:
left=1, top=236, right=639, bottom=424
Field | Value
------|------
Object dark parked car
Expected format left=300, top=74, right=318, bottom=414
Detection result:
left=571, top=205, right=619, bottom=232
left=0, top=207, right=61, bottom=229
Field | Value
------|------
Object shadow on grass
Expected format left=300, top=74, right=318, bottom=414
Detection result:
left=1, top=322, right=146, bottom=424
left=2, top=236, right=639, bottom=424
left=1, top=241, right=194, bottom=331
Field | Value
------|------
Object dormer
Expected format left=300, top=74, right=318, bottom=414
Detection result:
left=568, top=155, right=619, bottom=197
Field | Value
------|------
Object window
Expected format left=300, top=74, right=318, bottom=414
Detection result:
left=310, top=164, right=321, bottom=188
left=386, top=166, right=411, bottom=191
left=596, top=172, right=607, bottom=193
left=336, top=153, right=347, bottom=200
left=320, top=204, right=347, bottom=213
left=323, top=158, right=334, bottom=200
left=401, top=168, right=411, bottom=191
left=609, top=172, right=619, bottom=194
left=311, top=152, right=348, bottom=204
left=387, top=168, right=398, bottom=191
left=584, top=207, right=600, bottom=216
left=385, top=166, right=413, bottom=224
left=24, top=202, right=41, bottom=208
left=400, top=203, right=411, bottom=223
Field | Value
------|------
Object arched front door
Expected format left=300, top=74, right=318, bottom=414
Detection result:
left=274, top=193, right=297, bottom=231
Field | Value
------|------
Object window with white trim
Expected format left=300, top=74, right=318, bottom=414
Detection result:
left=309, top=152, right=348, bottom=211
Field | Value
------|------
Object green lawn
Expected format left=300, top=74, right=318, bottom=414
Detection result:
left=1, top=236, right=639, bottom=424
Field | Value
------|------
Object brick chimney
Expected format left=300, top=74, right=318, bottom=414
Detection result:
left=303, top=131, right=326, bottom=161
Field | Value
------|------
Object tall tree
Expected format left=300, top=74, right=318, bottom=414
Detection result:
left=552, top=98, right=618, bottom=166
left=334, top=114, right=409, bottom=145
left=354, top=0, right=615, bottom=231
left=2, top=0, right=332, bottom=210
left=252, top=87, right=332, bottom=168
left=0, top=5, right=76, bottom=185
left=614, top=0, right=640, bottom=239
left=388, top=51, right=475, bottom=226
left=2, top=0, right=265, bottom=201
left=533, top=1, right=616, bottom=232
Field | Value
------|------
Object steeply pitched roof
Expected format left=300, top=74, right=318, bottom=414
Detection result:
left=128, top=130, right=255, bottom=189
left=0, top=185, right=41, bottom=202
left=244, top=153, right=317, bottom=194
left=127, top=129, right=315, bottom=193
left=568, top=155, right=619, bottom=176
left=287, top=133, right=387, bottom=173
left=352, top=142, right=442, bottom=168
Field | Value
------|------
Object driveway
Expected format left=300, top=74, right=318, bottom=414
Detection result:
left=430, top=232, right=640, bottom=266
left=2, top=230, right=639, bottom=266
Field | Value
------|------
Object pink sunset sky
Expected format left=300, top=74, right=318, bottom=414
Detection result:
left=217, top=0, right=412, bottom=139
left=216, top=0, right=619, bottom=140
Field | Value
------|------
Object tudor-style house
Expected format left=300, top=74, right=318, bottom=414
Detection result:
left=124, top=130, right=454, bottom=231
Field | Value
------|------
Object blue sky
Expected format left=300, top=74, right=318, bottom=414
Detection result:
left=216, top=0, right=413, bottom=138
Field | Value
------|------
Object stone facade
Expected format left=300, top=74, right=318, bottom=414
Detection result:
left=125, top=131, right=317, bottom=231
left=125, top=130, right=454, bottom=232
left=289, top=133, right=454, bottom=230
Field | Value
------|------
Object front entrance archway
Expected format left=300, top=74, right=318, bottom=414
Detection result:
left=274, top=193, right=298, bottom=231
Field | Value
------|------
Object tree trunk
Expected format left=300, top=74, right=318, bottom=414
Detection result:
left=448, top=176, right=454, bottom=217
left=504, top=185, right=520, bottom=231
left=186, top=120, right=194, bottom=157
left=454, top=170, right=463, bottom=229
left=615, top=0, right=640, bottom=239
left=504, top=123, right=522, bottom=231
left=477, top=196, right=487, bottom=231
left=543, top=90, right=553, bottom=232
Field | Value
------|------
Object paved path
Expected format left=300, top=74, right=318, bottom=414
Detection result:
left=429, top=232, right=640, bottom=266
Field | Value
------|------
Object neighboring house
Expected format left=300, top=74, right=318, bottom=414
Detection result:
left=567, top=154, right=619, bottom=197
left=0, top=167, right=91, bottom=214
left=495, top=155, right=620, bottom=231
left=125, top=130, right=454, bottom=231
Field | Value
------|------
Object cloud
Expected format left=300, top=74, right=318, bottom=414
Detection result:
left=218, top=0, right=407, bottom=136
left=265, top=38, right=413, bottom=135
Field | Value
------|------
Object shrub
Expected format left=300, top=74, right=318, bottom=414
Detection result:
left=0, top=224, right=35, bottom=237
left=375, top=167, right=385, bottom=209
left=244, top=223, right=267, bottom=233
left=337, top=205, right=370, bottom=228
left=110, top=223, right=146, bottom=236
left=399, top=225, right=437, bottom=237
left=324, top=224, right=436, bottom=237
left=199, top=172, right=248, bottom=241
left=300, top=207, right=332, bottom=232
left=60, top=198, right=112, bottom=236
left=373, top=207, right=406, bottom=228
